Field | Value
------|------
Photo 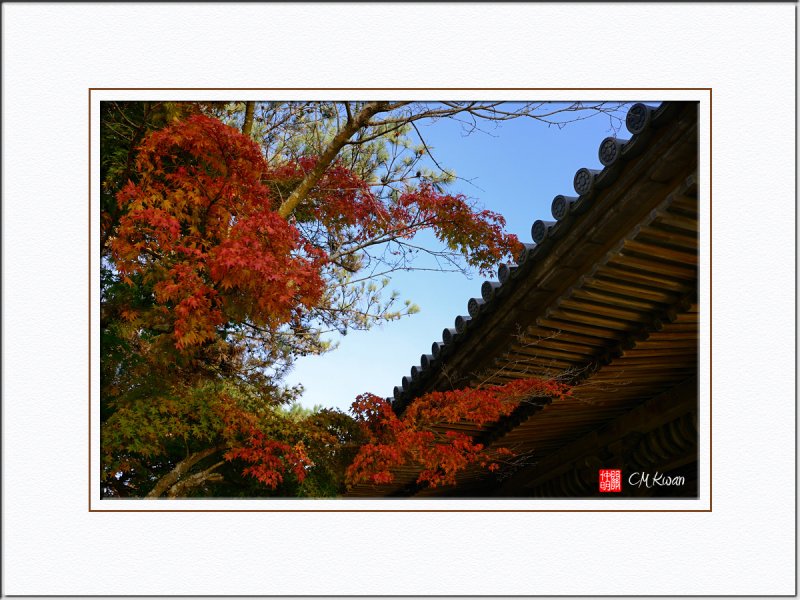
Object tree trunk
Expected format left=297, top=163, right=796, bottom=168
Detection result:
left=276, top=101, right=390, bottom=219
left=242, top=101, right=255, bottom=137
left=145, top=446, right=224, bottom=499
left=166, top=461, right=225, bottom=497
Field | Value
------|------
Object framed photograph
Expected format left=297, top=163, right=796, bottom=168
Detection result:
left=3, top=3, right=795, bottom=596
left=90, top=93, right=708, bottom=511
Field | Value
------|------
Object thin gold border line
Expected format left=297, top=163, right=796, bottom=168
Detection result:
left=89, top=89, right=93, bottom=512
left=89, top=509, right=712, bottom=513
left=89, top=88, right=711, bottom=512
left=88, top=87, right=712, bottom=92
left=708, top=87, right=713, bottom=512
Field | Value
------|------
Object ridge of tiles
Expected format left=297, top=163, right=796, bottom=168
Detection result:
left=390, top=102, right=679, bottom=411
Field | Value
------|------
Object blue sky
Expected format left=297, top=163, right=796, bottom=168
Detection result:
left=286, top=103, right=642, bottom=412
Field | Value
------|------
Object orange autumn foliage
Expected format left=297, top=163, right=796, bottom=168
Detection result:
left=346, top=378, right=570, bottom=488
left=110, top=115, right=327, bottom=350
left=104, top=112, right=534, bottom=495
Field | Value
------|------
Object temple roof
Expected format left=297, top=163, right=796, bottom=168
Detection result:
left=348, top=101, right=698, bottom=497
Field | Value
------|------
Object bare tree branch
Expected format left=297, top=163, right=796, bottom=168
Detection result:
left=145, top=445, right=225, bottom=499
left=166, top=461, right=226, bottom=498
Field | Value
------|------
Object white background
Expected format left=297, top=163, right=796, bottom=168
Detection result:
left=2, top=3, right=795, bottom=596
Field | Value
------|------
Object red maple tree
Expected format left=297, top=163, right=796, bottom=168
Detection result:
left=346, top=378, right=570, bottom=489
left=102, top=111, right=543, bottom=497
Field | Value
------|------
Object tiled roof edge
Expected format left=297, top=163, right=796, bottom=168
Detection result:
left=391, top=101, right=685, bottom=411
